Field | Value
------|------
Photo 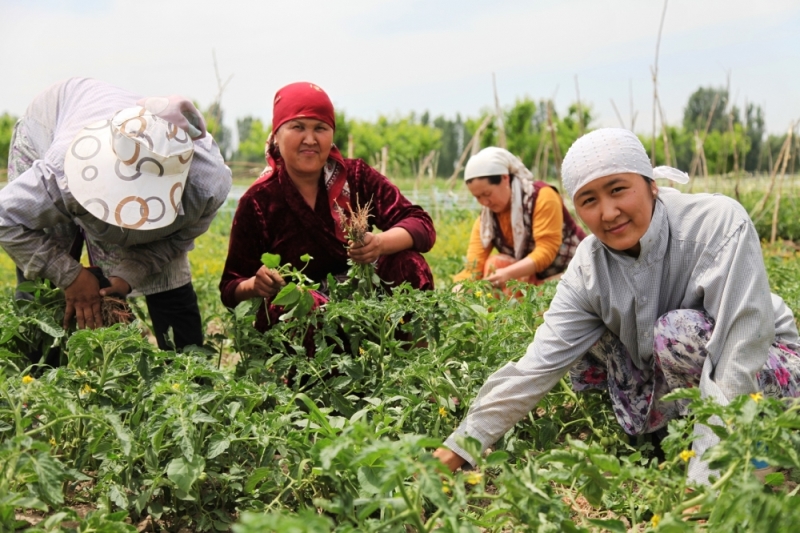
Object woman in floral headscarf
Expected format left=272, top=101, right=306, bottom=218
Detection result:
left=219, top=82, right=435, bottom=331
left=453, top=147, right=585, bottom=292
left=434, top=128, right=800, bottom=485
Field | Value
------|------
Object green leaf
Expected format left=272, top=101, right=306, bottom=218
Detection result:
left=31, top=451, right=66, bottom=506
left=485, top=450, right=509, bottom=465
left=104, top=412, right=133, bottom=456
left=244, top=467, right=272, bottom=494
left=589, top=453, right=620, bottom=474
left=300, top=253, right=312, bottom=262
left=357, top=466, right=382, bottom=495
left=764, top=472, right=785, bottom=486
left=166, top=455, right=205, bottom=493
left=272, top=283, right=300, bottom=306
left=261, top=253, right=281, bottom=269
left=31, top=317, right=65, bottom=339
left=207, top=435, right=231, bottom=459
left=293, top=291, right=315, bottom=317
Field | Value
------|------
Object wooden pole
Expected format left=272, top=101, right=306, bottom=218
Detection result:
left=447, top=114, right=494, bottom=188
left=751, top=125, right=794, bottom=222
left=493, top=73, right=507, bottom=149
left=574, top=75, right=585, bottom=136
left=610, top=99, right=626, bottom=129
left=380, top=145, right=389, bottom=178
left=650, top=0, right=669, bottom=165
left=546, top=101, right=563, bottom=175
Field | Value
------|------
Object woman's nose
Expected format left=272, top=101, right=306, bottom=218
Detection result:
left=600, top=200, right=619, bottom=221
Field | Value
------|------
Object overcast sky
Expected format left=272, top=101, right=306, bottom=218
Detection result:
left=1, top=0, right=798, bottom=142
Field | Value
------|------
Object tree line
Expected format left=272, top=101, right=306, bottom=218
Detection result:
left=1, top=86, right=796, bottom=181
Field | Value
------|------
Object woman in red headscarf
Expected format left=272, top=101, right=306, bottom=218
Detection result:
left=219, top=82, right=435, bottom=331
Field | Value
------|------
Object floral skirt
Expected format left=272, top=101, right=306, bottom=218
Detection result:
left=569, top=309, right=800, bottom=435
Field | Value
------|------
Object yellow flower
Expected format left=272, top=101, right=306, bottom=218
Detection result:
left=750, top=392, right=763, bottom=403
left=465, top=471, right=483, bottom=485
left=679, top=450, right=696, bottom=462
left=651, top=514, right=661, bottom=528
left=442, top=482, right=451, bottom=494
left=81, top=383, right=96, bottom=395
left=438, top=406, right=447, bottom=418
left=172, top=383, right=180, bottom=391
left=399, top=317, right=405, bottom=324
left=49, top=437, right=57, bottom=446
left=359, top=347, right=365, bottom=355
left=475, top=291, right=483, bottom=298
left=22, top=375, right=35, bottom=384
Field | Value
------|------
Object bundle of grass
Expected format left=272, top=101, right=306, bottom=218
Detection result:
left=335, top=196, right=381, bottom=296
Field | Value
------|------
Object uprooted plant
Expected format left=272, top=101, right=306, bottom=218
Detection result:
left=335, top=196, right=383, bottom=297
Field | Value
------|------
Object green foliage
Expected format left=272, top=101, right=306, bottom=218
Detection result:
left=0, top=112, right=17, bottom=173
left=234, top=117, right=271, bottom=163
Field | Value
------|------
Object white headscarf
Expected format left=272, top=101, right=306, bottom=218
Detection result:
left=561, top=128, right=689, bottom=201
left=465, top=147, right=535, bottom=260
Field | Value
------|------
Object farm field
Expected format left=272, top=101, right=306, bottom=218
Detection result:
left=3, top=175, right=800, bottom=532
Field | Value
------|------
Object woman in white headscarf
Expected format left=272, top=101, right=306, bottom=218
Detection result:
left=453, top=147, right=585, bottom=291
left=435, top=128, right=800, bottom=484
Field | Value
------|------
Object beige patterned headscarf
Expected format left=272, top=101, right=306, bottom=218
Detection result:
left=465, top=147, right=535, bottom=260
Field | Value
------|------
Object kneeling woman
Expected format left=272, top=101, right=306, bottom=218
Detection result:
left=453, top=147, right=585, bottom=291
left=219, top=82, right=435, bottom=330
left=435, top=128, right=800, bottom=483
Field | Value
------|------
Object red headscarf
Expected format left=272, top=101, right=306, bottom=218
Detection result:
left=255, top=82, right=350, bottom=241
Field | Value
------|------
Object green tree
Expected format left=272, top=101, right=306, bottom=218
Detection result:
left=203, top=102, right=232, bottom=159
left=0, top=113, right=17, bottom=175
left=682, top=87, right=738, bottom=135
left=234, top=117, right=270, bottom=163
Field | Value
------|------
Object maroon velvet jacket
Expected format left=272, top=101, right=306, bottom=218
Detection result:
left=219, top=158, right=436, bottom=309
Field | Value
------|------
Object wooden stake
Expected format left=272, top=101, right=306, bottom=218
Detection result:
left=610, top=99, right=626, bottom=129
left=447, top=114, right=494, bottom=188
left=751, top=125, right=794, bottom=222
left=493, top=73, right=507, bottom=149
left=574, top=75, right=585, bottom=136
left=347, top=133, right=354, bottom=159
left=650, top=0, right=669, bottom=165
left=546, top=101, right=563, bottom=174
left=380, top=145, right=389, bottom=178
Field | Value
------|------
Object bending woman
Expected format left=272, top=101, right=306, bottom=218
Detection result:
left=219, top=82, right=435, bottom=330
left=435, top=128, right=800, bottom=483
left=453, top=147, right=585, bottom=290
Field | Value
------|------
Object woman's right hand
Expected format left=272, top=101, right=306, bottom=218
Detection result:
left=433, top=447, right=466, bottom=472
left=236, top=266, right=286, bottom=303
left=252, top=266, right=286, bottom=302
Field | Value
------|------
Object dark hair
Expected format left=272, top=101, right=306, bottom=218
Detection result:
left=465, top=174, right=506, bottom=186
left=643, top=175, right=654, bottom=184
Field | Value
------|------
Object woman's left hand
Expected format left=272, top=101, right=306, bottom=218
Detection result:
left=348, top=232, right=383, bottom=264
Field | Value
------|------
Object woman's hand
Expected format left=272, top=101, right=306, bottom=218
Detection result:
left=252, top=266, right=286, bottom=302
left=485, top=267, right=513, bottom=288
left=64, top=267, right=103, bottom=330
left=348, top=232, right=383, bottom=264
left=433, top=447, right=466, bottom=472
left=101, top=276, right=132, bottom=297
left=235, top=266, right=286, bottom=303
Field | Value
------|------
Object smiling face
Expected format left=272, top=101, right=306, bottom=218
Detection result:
left=274, top=118, right=334, bottom=181
left=465, top=175, right=512, bottom=213
left=573, top=173, right=658, bottom=257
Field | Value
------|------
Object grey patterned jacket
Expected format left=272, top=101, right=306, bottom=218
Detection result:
left=1, top=78, right=232, bottom=295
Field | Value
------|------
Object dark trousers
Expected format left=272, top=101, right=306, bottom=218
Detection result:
left=145, top=282, right=204, bottom=351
